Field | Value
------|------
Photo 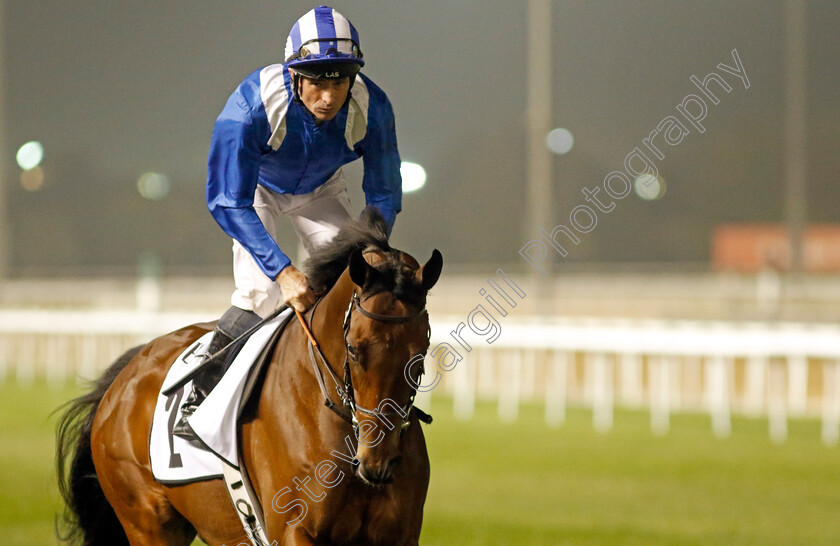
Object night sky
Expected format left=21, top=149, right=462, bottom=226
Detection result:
left=2, top=1, right=838, bottom=275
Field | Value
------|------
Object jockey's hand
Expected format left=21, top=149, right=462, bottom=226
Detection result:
left=276, top=265, right=316, bottom=312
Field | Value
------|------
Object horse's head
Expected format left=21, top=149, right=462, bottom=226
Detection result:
left=344, top=245, right=442, bottom=485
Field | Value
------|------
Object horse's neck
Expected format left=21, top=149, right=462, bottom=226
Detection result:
left=252, top=269, right=354, bottom=442
left=243, top=274, right=355, bottom=501
left=265, top=269, right=354, bottom=410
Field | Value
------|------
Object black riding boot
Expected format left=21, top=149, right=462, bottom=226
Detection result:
left=172, top=306, right=261, bottom=440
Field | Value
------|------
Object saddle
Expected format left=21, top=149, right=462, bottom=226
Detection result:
left=150, top=308, right=294, bottom=483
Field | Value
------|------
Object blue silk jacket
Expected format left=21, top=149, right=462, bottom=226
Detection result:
left=206, top=64, right=402, bottom=279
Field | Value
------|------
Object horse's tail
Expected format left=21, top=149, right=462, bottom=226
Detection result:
left=55, top=345, right=143, bottom=545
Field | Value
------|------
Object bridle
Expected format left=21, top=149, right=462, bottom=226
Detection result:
left=300, top=291, right=433, bottom=441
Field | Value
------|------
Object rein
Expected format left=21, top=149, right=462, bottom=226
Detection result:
left=295, top=292, right=433, bottom=439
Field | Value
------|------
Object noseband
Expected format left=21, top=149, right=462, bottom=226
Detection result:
left=301, top=291, right=433, bottom=441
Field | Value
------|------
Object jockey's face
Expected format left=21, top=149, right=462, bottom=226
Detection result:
left=296, top=74, right=351, bottom=122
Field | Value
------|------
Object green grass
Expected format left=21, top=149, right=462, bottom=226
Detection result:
left=3, top=382, right=840, bottom=545
left=420, top=400, right=840, bottom=545
left=0, top=382, right=83, bottom=545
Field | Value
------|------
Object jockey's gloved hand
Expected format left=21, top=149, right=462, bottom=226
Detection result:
left=276, top=265, right=316, bottom=312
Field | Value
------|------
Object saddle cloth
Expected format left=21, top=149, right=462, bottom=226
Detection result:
left=150, top=308, right=293, bottom=484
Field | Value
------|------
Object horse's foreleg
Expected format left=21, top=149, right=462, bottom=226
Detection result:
left=113, top=500, right=196, bottom=546
left=111, top=489, right=196, bottom=545
left=123, top=523, right=195, bottom=546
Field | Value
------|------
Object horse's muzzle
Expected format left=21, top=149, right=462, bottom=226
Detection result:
left=356, top=455, right=402, bottom=486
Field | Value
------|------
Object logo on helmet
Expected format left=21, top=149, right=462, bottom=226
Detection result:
left=325, top=71, right=340, bottom=78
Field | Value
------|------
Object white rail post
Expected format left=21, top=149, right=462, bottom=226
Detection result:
left=452, top=349, right=476, bottom=421
left=582, top=352, right=593, bottom=407
left=768, top=358, right=789, bottom=444
left=546, top=350, right=568, bottom=428
left=0, top=333, right=7, bottom=382
left=669, top=356, right=682, bottom=411
left=45, top=334, right=68, bottom=388
left=77, top=334, right=98, bottom=384
left=17, top=334, right=37, bottom=387
left=744, top=356, right=768, bottom=417
left=821, top=360, right=840, bottom=446
left=568, top=351, right=579, bottom=405
left=521, top=349, right=536, bottom=401
left=476, top=342, right=495, bottom=398
left=619, top=353, right=643, bottom=407
left=591, top=353, right=613, bottom=433
left=707, top=356, right=732, bottom=439
left=787, top=355, right=809, bottom=417
left=498, top=350, right=521, bottom=423
left=683, top=356, right=703, bottom=409
left=650, top=356, right=670, bottom=435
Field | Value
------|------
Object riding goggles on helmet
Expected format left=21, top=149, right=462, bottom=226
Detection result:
left=286, top=38, right=364, bottom=79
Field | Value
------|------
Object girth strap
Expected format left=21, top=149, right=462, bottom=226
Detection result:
left=222, top=461, right=273, bottom=546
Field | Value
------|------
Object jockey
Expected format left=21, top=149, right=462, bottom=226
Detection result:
left=175, top=5, right=402, bottom=439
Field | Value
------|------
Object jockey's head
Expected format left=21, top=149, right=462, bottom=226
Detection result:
left=284, top=6, right=365, bottom=122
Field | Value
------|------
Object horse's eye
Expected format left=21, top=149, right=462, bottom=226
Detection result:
left=347, top=344, right=359, bottom=361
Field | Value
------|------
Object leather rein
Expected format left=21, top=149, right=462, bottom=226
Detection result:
left=296, top=291, right=433, bottom=439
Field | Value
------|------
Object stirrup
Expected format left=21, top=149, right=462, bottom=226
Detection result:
left=172, top=417, right=197, bottom=440
left=173, top=387, right=204, bottom=440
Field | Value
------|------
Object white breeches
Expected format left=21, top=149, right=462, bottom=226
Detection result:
left=230, top=169, right=352, bottom=318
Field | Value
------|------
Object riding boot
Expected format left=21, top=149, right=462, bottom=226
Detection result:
left=172, top=306, right=261, bottom=440
left=172, top=328, right=232, bottom=439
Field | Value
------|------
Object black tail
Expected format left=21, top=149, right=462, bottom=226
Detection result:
left=55, top=345, right=143, bottom=545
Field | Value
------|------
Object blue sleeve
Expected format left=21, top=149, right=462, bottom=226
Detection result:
left=357, top=87, right=402, bottom=233
left=206, top=78, right=292, bottom=280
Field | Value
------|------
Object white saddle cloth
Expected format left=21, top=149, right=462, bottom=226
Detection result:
left=150, top=309, right=292, bottom=484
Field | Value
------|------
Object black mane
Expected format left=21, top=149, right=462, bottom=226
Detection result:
left=303, top=208, right=428, bottom=307
left=304, top=207, right=390, bottom=293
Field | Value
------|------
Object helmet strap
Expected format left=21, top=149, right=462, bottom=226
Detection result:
left=291, top=72, right=303, bottom=104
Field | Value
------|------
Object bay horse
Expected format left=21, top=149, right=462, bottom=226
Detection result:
left=56, top=211, right=443, bottom=545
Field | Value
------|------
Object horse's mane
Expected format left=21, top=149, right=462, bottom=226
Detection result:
left=304, top=207, right=392, bottom=293
left=304, top=208, right=427, bottom=306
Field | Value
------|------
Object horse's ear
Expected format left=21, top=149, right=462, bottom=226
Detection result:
left=349, top=248, right=370, bottom=287
left=419, top=249, right=443, bottom=291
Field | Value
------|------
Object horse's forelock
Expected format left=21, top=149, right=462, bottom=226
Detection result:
left=362, top=255, right=426, bottom=308
left=303, top=210, right=428, bottom=306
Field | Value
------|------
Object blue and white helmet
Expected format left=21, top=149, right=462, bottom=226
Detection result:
left=284, top=5, right=365, bottom=80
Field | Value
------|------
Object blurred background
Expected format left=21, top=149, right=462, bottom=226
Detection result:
left=2, top=1, right=840, bottom=544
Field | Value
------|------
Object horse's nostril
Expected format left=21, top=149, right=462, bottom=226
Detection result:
left=389, top=456, right=402, bottom=471
left=380, top=456, right=401, bottom=482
